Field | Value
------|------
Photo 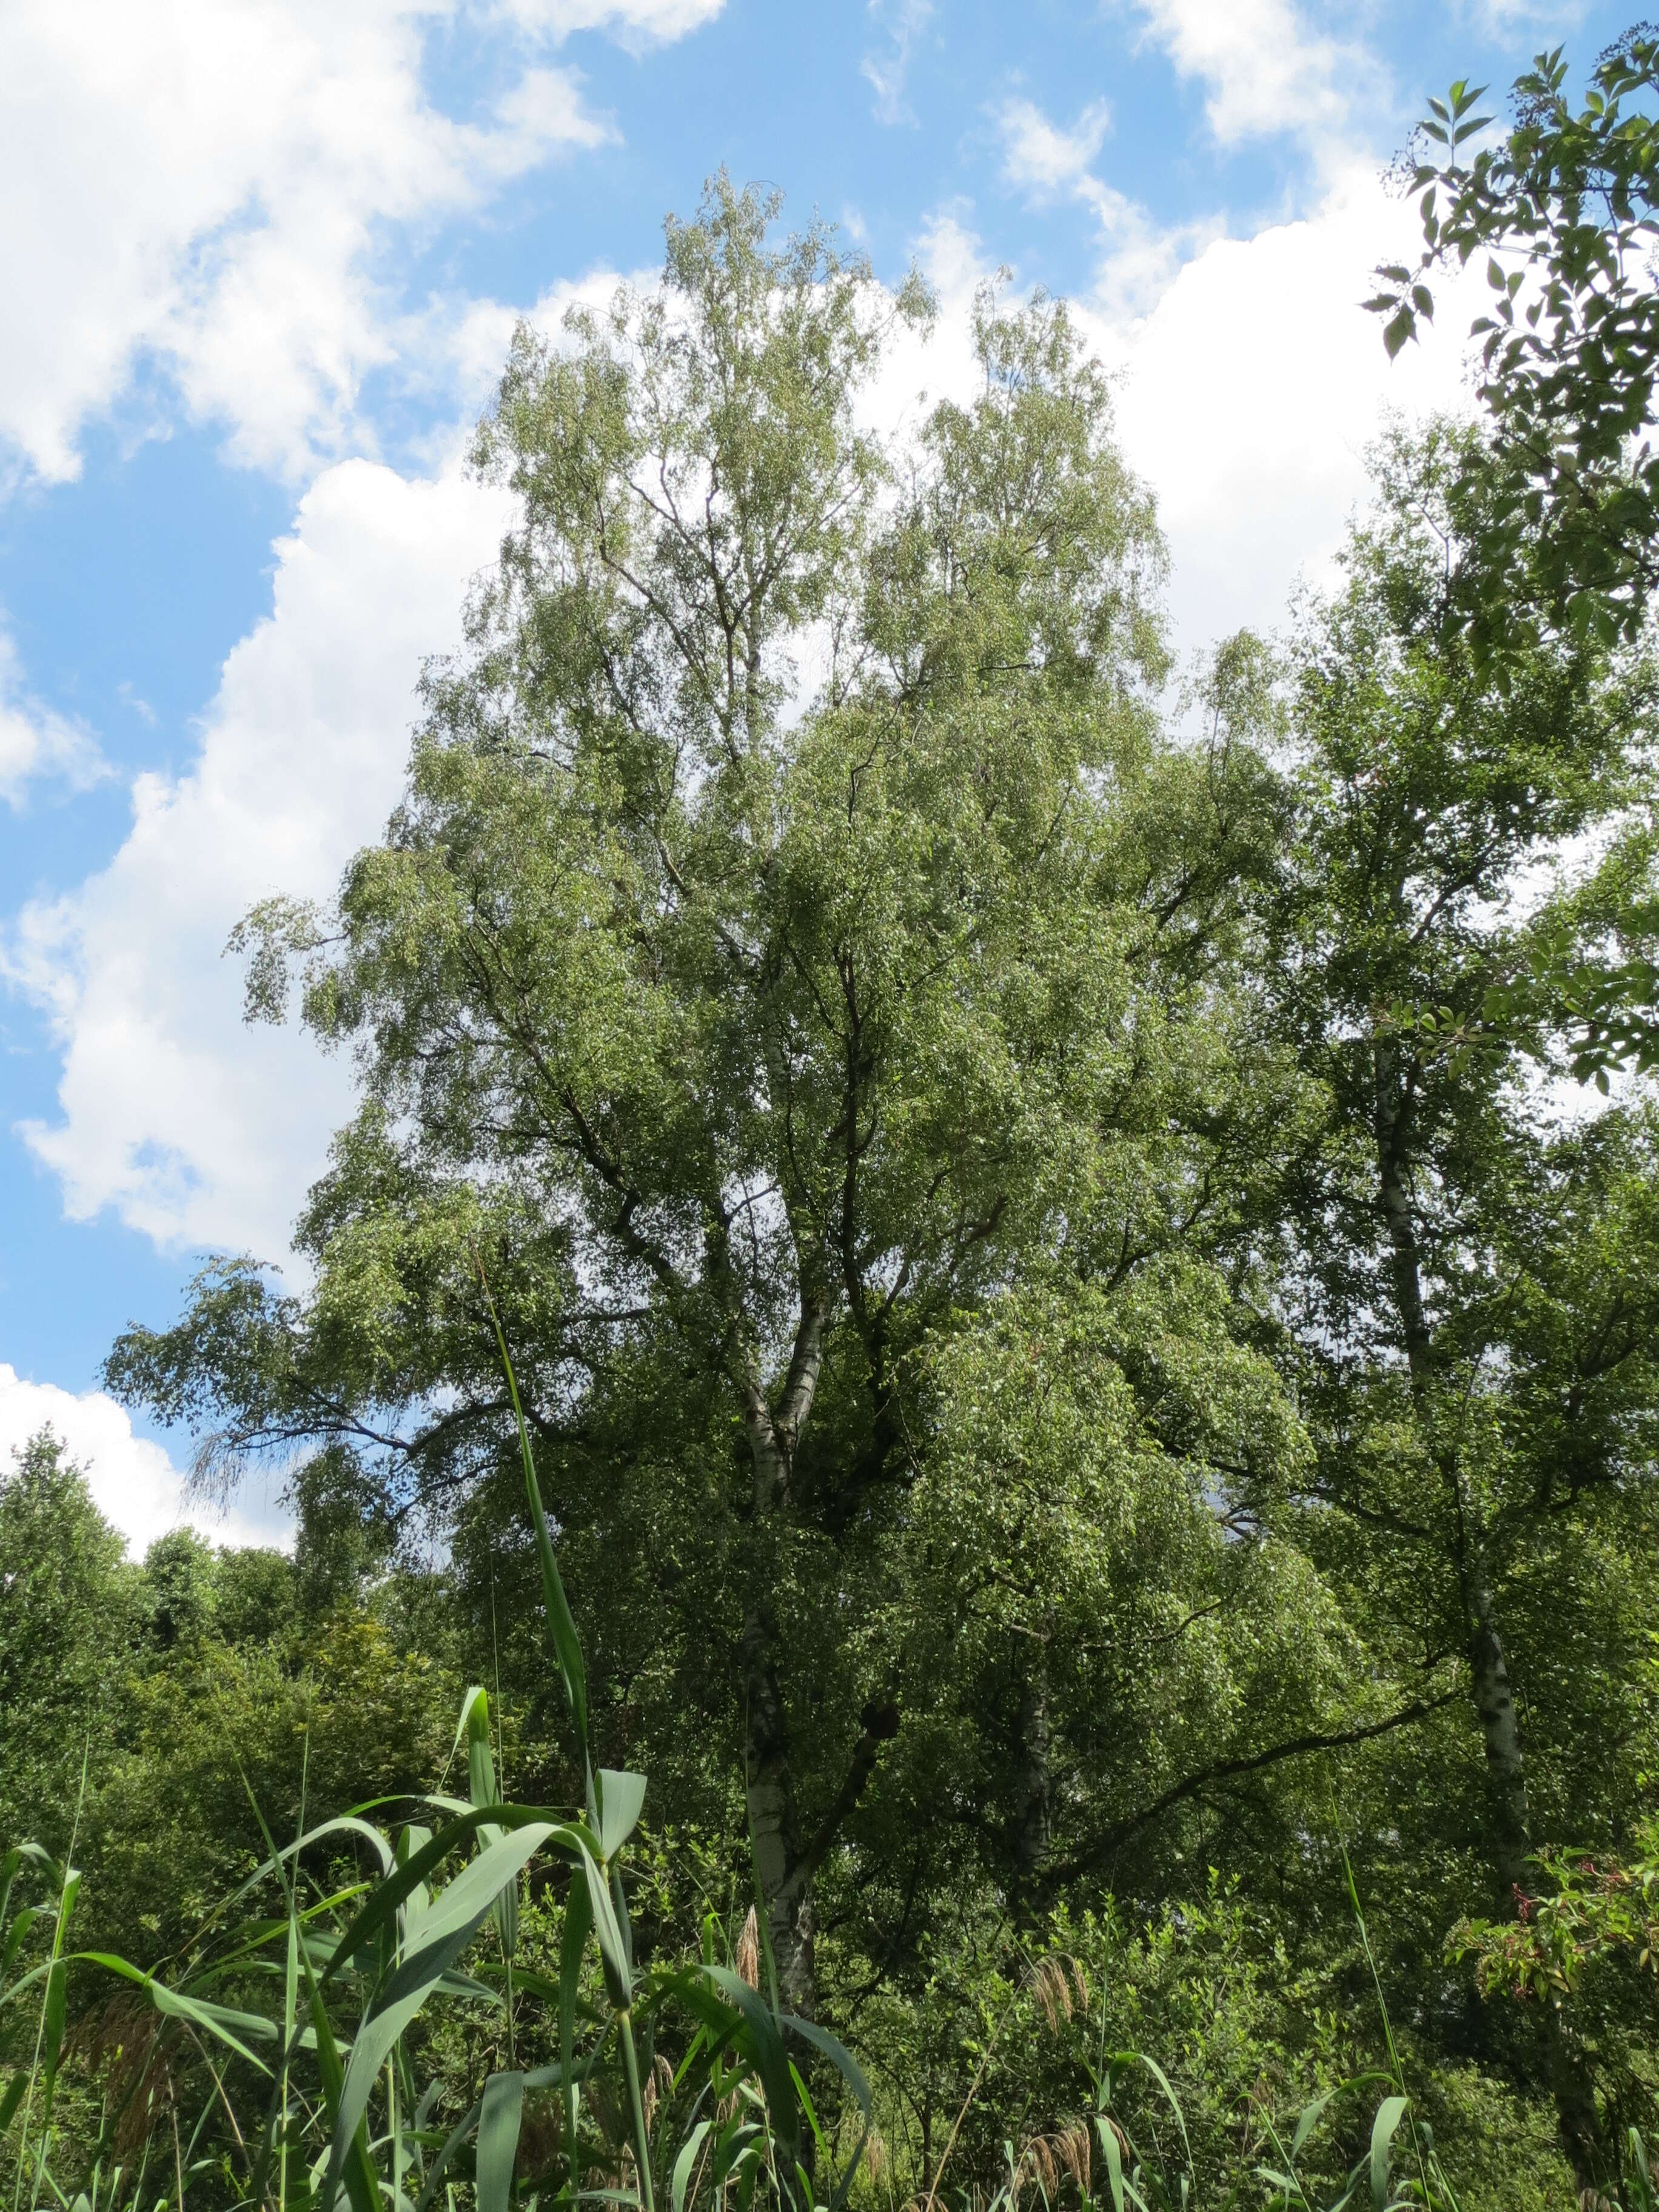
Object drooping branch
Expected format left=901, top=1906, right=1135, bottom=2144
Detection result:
left=1047, top=1686, right=1460, bottom=1888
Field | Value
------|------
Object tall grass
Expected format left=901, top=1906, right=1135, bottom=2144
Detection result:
left=1, top=1317, right=869, bottom=2212
left=2, top=1321, right=1649, bottom=2212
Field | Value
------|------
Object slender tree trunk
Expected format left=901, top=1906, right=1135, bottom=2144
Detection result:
left=740, top=1405, right=816, bottom=2018
left=1373, top=1036, right=1533, bottom=1870
left=1373, top=1040, right=1435, bottom=1373
left=1373, top=1039, right=1604, bottom=2190
left=1467, top=1566, right=1527, bottom=1891
left=1011, top=1620, right=1053, bottom=1922
left=1372, top=1039, right=1437, bottom=1386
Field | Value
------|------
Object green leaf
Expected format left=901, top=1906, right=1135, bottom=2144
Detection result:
left=595, top=1771, right=648, bottom=1862
left=464, top=1691, right=518, bottom=1961
left=475, top=2070, right=525, bottom=2212
left=2, top=1906, right=41, bottom=1976
left=1290, top=2084, right=1340, bottom=2160
left=323, top=1807, right=583, bottom=1990
left=672, top=2121, right=712, bottom=2212
left=72, top=1956, right=277, bottom=2073
left=779, top=2013, right=874, bottom=2210
left=703, top=1965, right=799, bottom=2166
left=579, top=1845, right=633, bottom=2009
left=0, top=2072, right=27, bottom=2139
left=41, top=1957, right=65, bottom=2099
left=560, top=1869, right=592, bottom=2205
left=487, top=1303, right=588, bottom=1762
left=1111, top=2051, right=1193, bottom=2178
left=1096, top=2118, right=1124, bottom=2212
left=1370, top=2095, right=1409, bottom=2211
left=309, top=1978, right=380, bottom=2212
left=323, top=1825, right=558, bottom=2212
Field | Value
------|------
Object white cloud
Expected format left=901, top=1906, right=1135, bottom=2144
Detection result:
left=0, top=631, right=107, bottom=808
left=1118, top=0, right=1370, bottom=153
left=862, top=0, right=937, bottom=129
left=886, top=176, right=1484, bottom=653
left=1103, top=164, right=1486, bottom=649
left=857, top=207, right=986, bottom=440
left=499, top=0, right=725, bottom=43
left=0, top=262, right=660, bottom=1273
left=998, top=96, right=1113, bottom=199
left=0, top=0, right=722, bottom=488
left=0, top=1365, right=289, bottom=1557
left=8, top=454, right=513, bottom=1258
left=997, top=96, right=1218, bottom=315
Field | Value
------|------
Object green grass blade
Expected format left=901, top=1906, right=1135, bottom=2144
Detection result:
left=323, top=1825, right=558, bottom=2212
left=578, top=1848, right=632, bottom=2011
left=595, top=1774, right=646, bottom=1863
left=1096, top=2119, right=1124, bottom=2212
left=322, top=1808, right=584, bottom=1992
left=0, top=2072, right=27, bottom=2140
left=307, top=1976, right=379, bottom=2212
left=480, top=1290, right=588, bottom=1761
left=671, top=2121, right=711, bottom=2212
left=464, top=1692, right=520, bottom=1962
left=779, top=2016, right=870, bottom=2212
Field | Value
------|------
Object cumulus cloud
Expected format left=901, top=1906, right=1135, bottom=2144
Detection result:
left=8, top=455, right=512, bottom=1258
left=0, top=1364, right=289, bottom=1556
left=998, top=95, right=1114, bottom=199
left=1102, top=163, right=1485, bottom=648
left=1117, top=0, right=1371, bottom=153
left=1, top=262, right=663, bottom=1273
left=0, top=0, right=722, bottom=488
left=0, top=630, right=107, bottom=808
left=991, top=77, right=1486, bottom=648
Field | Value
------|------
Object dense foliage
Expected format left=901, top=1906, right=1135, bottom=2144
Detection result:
left=10, top=108, right=1659, bottom=2208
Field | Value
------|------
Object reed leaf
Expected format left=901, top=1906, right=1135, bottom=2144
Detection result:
left=474, top=2068, right=525, bottom=2212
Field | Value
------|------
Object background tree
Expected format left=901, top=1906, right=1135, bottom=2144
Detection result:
left=1262, top=425, right=1659, bottom=2182
left=0, top=1432, right=134, bottom=1852
left=85, top=179, right=1659, bottom=2204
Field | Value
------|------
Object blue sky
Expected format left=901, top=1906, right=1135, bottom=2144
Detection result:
left=0, top=0, right=1634, bottom=1547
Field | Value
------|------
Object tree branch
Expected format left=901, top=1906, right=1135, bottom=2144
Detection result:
left=779, top=1700, right=900, bottom=1904
left=1047, top=1686, right=1460, bottom=1887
